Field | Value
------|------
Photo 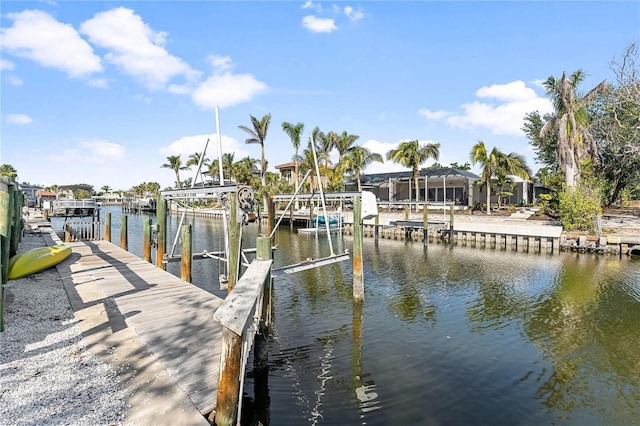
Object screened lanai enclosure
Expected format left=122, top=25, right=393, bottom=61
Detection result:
left=348, top=168, right=534, bottom=208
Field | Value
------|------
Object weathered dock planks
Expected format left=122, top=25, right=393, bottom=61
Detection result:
left=60, top=239, right=224, bottom=417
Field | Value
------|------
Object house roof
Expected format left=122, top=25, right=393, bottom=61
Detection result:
left=274, top=161, right=302, bottom=170
left=354, top=168, right=480, bottom=186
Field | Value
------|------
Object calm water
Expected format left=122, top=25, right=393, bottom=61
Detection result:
left=54, top=207, right=640, bottom=425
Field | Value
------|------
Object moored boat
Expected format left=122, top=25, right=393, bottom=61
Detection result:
left=629, top=246, right=640, bottom=257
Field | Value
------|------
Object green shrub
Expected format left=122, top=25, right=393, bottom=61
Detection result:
left=558, top=184, right=602, bottom=231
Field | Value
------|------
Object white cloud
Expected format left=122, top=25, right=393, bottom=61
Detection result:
left=476, top=80, right=538, bottom=102
left=302, top=1, right=323, bottom=13
left=7, top=114, right=33, bottom=125
left=192, top=72, right=268, bottom=110
left=423, top=81, right=553, bottom=136
left=1, top=59, right=15, bottom=70
left=207, top=55, right=233, bottom=73
left=48, top=139, right=125, bottom=164
left=88, top=78, right=109, bottom=88
left=344, top=6, right=364, bottom=22
left=1, top=10, right=102, bottom=78
left=418, top=108, right=450, bottom=120
left=302, top=15, right=337, bottom=33
left=80, top=7, right=197, bottom=90
left=8, top=76, right=23, bottom=86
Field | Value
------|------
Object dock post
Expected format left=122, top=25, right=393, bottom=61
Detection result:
left=213, top=328, right=242, bottom=426
left=227, top=194, right=242, bottom=291
left=120, top=215, right=128, bottom=251
left=105, top=212, right=111, bottom=242
left=404, top=204, right=409, bottom=221
left=11, top=186, right=23, bottom=248
left=255, top=236, right=272, bottom=370
left=449, top=204, right=454, bottom=242
left=0, top=184, right=13, bottom=332
left=374, top=214, right=379, bottom=241
left=423, top=205, right=428, bottom=245
left=267, top=196, right=276, bottom=245
left=289, top=205, right=294, bottom=231
left=156, top=195, right=167, bottom=270
left=143, top=217, right=152, bottom=263
left=8, top=183, right=18, bottom=256
left=353, top=195, right=364, bottom=303
left=180, top=224, right=192, bottom=283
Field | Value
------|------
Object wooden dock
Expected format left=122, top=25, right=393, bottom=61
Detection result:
left=56, top=238, right=224, bottom=423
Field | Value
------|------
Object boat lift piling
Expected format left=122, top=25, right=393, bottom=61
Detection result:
left=156, top=195, right=167, bottom=270
left=143, top=217, right=152, bottom=263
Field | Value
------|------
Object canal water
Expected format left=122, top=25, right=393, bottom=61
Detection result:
left=54, top=207, right=640, bottom=425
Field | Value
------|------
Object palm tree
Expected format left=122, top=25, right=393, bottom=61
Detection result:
left=281, top=121, right=304, bottom=186
left=161, top=155, right=188, bottom=188
left=0, top=164, right=17, bottom=178
left=239, top=114, right=271, bottom=212
left=101, top=185, right=111, bottom=194
left=342, top=146, right=384, bottom=191
left=469, top=141, right=530, bottom=215
left=386, top=140, right=440, bottom=204
left=334, top=131, right=359, bottom=165
left=541, top=70, right=607, bottom=188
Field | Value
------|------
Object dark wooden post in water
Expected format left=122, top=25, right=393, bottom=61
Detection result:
left=423, top=204, right=429, bottom=245
left=227, top=193, right=242, bottom=292
left=449, top=204, right=455, bottom=241
left=353, top=196, right=364, bottom=302
left=143, top=217, right=152, bottom=263
left=105, top=212, right=111, bottom=242
left=120, top=215, right=128, bottom=250
left=374, top=214, right=379, bottom=241
left=180, top=224, right=192, bottom=283
left=156, top=195, right=167, bottom=270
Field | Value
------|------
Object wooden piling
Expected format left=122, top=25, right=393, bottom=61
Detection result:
left=105, top=212, right=112, bottom=242
left=120, top=215, right=128, bottom=251
left=143, top=217, right=152, bottom=263
left=180, top=224, right=192, bottom=283
left=8, top=184, right=18, bottom=256
left=404, top=204, right=409, bottom=221
left=374, top=214, right=379, bottom=241
left=353, top=196, right=364, bottom=303
left=423, top=205, right=428, bottom=245
left=156, top=195, right=167, bottom=270
left=254, top=236, right=272, bottom=371
left=212, top=329, right=242, bottom=426
left=449, top=204, right=454, bottom=241
left=1, top=188, right=11, bottom=285
left=227, top=194, right=242, bottom=292
left=267, top=196, right=276, bottom=245
left=0, top=185, right=12, bottom=332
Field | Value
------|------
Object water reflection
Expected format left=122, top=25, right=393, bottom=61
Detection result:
left=72, top=208, right=640, bottom=425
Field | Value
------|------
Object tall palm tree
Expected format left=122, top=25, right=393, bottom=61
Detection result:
left=161, top=155, right=188, bottom=188
left=386, top=140, right=440, bottom=204
left=541, top=70, right=607, bottom=188
left=334, top=131, right=359, bottom=165
left=469, top=141, right=530, bottom=215
left=101, top=185, right=111, bottom=194
left=281, top=121, right=304, bottom=186
left=343, top=146, right=384, bottom=191
left=239, top=114, right=271, bottom=212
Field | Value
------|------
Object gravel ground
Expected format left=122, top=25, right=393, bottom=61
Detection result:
left=0, top=232, right=125, bottom=426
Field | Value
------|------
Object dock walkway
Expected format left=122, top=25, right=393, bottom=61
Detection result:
left=56, top=237, right=223, bottom=424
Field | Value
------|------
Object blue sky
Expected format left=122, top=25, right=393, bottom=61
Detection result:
left=2, top=1, right=638, bottom=190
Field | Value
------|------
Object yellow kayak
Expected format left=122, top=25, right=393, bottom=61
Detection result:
left=8, top=244, right=72, bottom=280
